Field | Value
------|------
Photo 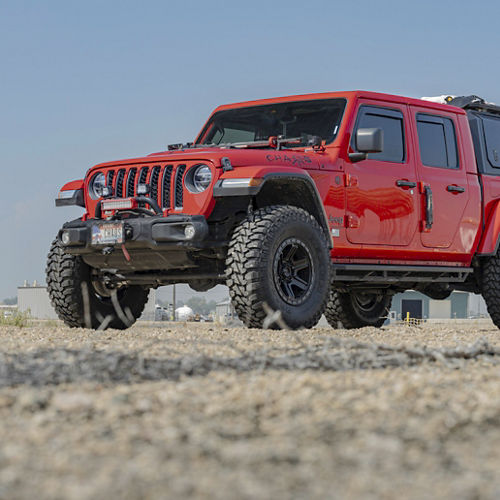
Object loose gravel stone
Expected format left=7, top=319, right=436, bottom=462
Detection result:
left=0, top=320, right=499, bottom=499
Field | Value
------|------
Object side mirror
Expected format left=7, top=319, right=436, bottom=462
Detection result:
left=349, top=128, right=384, bottom=163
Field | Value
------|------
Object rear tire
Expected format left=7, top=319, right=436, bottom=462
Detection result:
left=46, top=238, right=149, bottom=330
left=420, top=283, right=452, bottom=300
left=481, top=254, right=500, bottom=328
left=226, top=205, right=330, bottom=329
left=325, top=290, right=392, bottom=329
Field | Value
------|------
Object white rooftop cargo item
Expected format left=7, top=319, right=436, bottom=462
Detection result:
left=420, top=95, right=456, bottom=104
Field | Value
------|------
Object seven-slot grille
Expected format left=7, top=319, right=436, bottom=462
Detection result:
left=105, top=164, right=188, bottom=210
left=174, top=165, right=186, bottom=209
left=126, top=168, right=137, bottom=197
left=162, top=165, right=173, bottom=208
left=115, top=169, right=126, bottom=197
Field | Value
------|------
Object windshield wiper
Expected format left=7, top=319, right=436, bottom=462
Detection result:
left=275, top=134, right=323, bottom=150
left=212, top=134, right=323, bottom=150
left=188, top=140, right=275, bottom=150
left=173, top=134, right=322, bottom=151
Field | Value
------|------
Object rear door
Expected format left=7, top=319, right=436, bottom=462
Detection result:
left=410, top=107, right=469, bottom=249
left=345, top=102, right=419, bottom=246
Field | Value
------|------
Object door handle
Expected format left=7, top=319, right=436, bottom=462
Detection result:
left=423, top=185, right=433, bottom=230
left=396, top=180, right=417, bottom=188
left=447, top=185, right=465, bottom=193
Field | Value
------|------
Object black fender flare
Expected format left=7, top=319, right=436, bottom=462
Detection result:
left=213, top=172, right=333, bottom=248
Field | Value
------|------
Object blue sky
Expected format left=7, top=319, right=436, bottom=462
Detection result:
left=1, top=0, right=500, bottom=299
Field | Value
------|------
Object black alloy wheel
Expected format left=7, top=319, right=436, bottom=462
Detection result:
left=325, top=289, right=392, bottom=329
left=351, top=292, right=383, bottom=316
left=273, top=238, right=314, bottom=305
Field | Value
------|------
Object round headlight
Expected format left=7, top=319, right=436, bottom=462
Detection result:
left=89, top=172, right=106, bottom=200
left=191, top=164, right=212, bottom=193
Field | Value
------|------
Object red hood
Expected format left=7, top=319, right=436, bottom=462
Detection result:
left=87, top=147, right=338, bottom=174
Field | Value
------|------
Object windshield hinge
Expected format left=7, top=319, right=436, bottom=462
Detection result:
left=221, top=157, right=233, bottom=172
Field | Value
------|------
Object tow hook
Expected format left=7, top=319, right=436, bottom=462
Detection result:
left=121, top=244, right=131, bottom=262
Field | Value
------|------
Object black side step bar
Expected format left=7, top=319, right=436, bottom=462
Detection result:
left=331, top=264, right=473, bottom=283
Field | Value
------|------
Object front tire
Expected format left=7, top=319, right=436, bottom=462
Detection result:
left=325, top=290, right=392, bottom=329
left=226, top=205, right=331, bottom=329
left=46, top=238, right=149, bottom=329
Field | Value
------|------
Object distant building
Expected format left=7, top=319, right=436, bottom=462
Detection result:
left=389, top=291, right=489, bottom=321
left=215, top=299, right=241, bottom=324
left=0, top=305, right=18, bottom=318
left=137, top=289, right=157, bottom=321
left=18, top=283, right=57, bottom=319
left=17, top=282, right=157, bottom=322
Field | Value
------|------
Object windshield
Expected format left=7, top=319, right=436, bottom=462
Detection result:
left=196, top=98, right=346, bottom=147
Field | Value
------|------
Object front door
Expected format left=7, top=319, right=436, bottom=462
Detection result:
left=345, top=103, right=419, bottom=246
left=410, top=107, right=469, bottom=249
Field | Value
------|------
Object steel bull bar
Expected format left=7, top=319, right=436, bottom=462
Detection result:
left=59, top=197, right=209, bottom=250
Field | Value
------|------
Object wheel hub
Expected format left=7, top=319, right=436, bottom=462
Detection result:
left=352, top=292, right=381, bottom=312
left=91, top=270, right=120, bottom=299
left=281, top=264, right=293, bottom=280
left=273, top=238, right=314, bottom=306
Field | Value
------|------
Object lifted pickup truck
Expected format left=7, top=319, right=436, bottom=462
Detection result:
left=47, top=91, right=500, bottom=329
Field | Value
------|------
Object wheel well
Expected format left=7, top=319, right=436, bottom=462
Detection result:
left=208, top=177, right=331, bottom=247
left=254, top=177, right=331, bottom=244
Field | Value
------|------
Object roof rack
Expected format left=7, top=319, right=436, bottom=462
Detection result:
left=421, top=94, right=500, bottom=115
left=448, top=95, right=500, bottom=115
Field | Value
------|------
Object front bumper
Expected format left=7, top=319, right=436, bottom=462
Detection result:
left=59, top=214, right=209, bottom=253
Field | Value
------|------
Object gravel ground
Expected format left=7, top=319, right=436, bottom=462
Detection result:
left=1, top=320, right=500, bottom=499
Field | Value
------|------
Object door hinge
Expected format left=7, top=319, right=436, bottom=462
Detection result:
left=346, top=215, right=360, bottom=228
left=345, top=174, right=358, bottom=187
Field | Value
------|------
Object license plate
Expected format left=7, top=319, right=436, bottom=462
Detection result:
left=91, top=222, right=124, bottom=245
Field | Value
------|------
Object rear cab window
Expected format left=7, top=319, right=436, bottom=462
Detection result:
left=415, top=113, right=459, bottom=169
left=481, top=114, right=500, bottom=168
left=466, top=111, right=500, bottom=175
left=352, top=106, right=406, bottom=163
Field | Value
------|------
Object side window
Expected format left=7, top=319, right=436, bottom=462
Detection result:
left=353, top=106, right=405, bottom=163
left=416, top=114, right=458, bottom=168
left=481, top=115, right=500, bottom=169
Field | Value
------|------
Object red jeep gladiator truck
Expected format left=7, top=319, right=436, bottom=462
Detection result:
left=47, top=91, right=500, bottom=330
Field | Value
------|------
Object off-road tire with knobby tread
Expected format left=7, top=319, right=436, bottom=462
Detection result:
left=325, top=289, right=392, bottom=329
left=481, top=253, right=500, bottom=328
left=225, top=205, right=331, bottom=329
left=46, top=238, right=149, bottom=329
